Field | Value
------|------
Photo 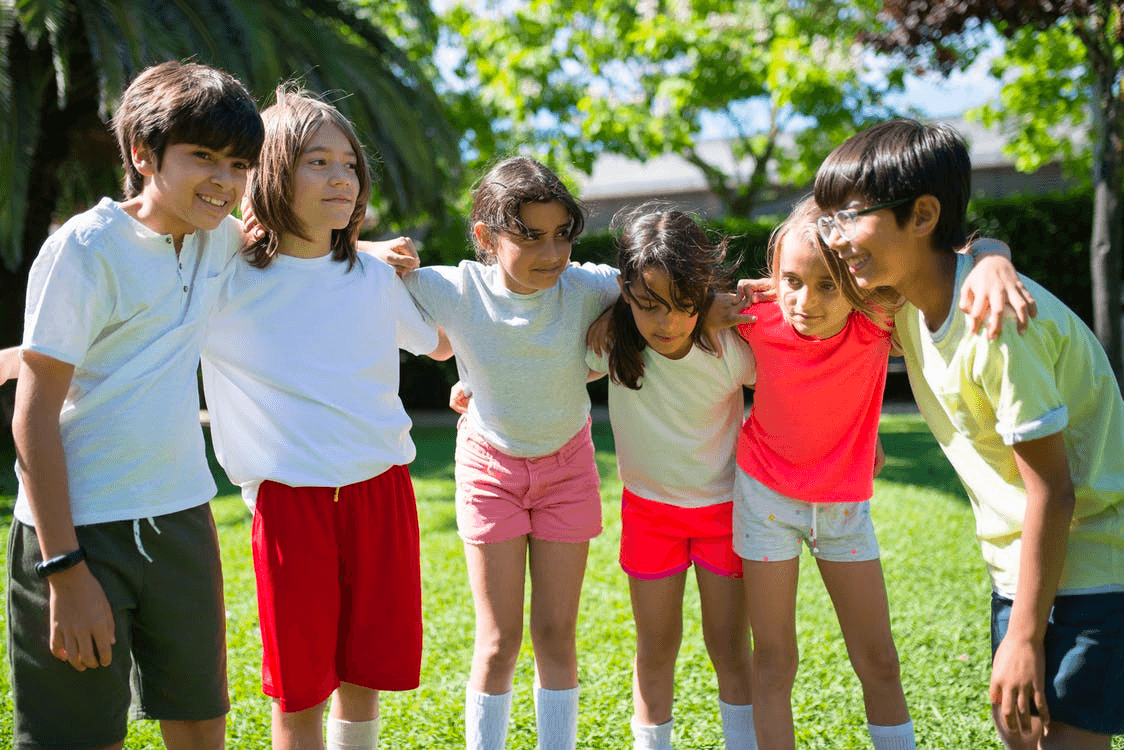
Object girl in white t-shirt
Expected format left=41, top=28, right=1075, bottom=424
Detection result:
left=585, top=208, right=758, bottom=750
left=386, top=157, right=620, bottom=750
left=200, top=87, right=438, bottom=750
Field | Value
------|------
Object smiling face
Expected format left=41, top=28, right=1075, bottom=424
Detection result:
left=622, top=266, right=699, bottom=360
left=777, top=230, right=852, bottom=339
left=283, top=122, right=360, bottom=256
left=477, top=200, right=573, bottom=294
left=821, top=196, right=914, bottom=292
left=132, top=142, right=250, bottom=239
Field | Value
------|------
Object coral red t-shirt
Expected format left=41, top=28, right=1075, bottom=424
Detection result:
left=737, top=302, right=891, bottom=503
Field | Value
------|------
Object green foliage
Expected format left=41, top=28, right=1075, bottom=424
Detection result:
left=969, top=189, right=1098, bottom=323
left=441, top=0, right=911, bottom=216
left=0, top=0, right=460, bottom=270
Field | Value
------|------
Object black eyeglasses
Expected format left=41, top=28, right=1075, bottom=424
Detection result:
left=817, top=197, right=915, bottom=244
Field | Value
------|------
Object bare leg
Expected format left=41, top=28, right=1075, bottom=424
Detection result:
left=464, top=536, right=530, bottom=694
left=160, top=717, right=225, bottom=750
left=742, top=557, right=800, bottom=750
left=527, top=538, right=589, bottom=689
left=695, top=565, right=752, bottom=707
left=271, top=699, right=328, bottom=750
left=629, top=571, right=688, bottom=725
left=817, top=558, right=910, bottom=728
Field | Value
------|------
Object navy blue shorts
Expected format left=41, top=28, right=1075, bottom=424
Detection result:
left=991, top=591, right=1124, bottom=735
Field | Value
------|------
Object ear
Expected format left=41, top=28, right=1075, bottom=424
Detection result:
left=910, top=195, right=940, bottom=238
left=617, top=275, right=626, bottom=295
left=131, top=146, right=157, bottom=177
left=471, top=221, right=492, bottom=252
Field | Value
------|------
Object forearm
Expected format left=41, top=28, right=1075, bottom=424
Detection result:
left=1007, top=484, right=1074, bottom=642
left=13, top=400, right=79, bottom=559
left=1008, top=434, right=1076, bottom=643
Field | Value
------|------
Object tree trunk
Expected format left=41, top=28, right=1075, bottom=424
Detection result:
left=1089, top=65, right=1123, bottom=385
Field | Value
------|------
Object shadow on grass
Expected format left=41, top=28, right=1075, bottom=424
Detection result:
left=878, top=415, right=968, bottom=500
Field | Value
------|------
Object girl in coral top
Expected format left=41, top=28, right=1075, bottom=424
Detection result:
left=733, top=196, right=915, bottom=750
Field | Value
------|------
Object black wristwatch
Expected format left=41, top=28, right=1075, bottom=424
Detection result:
left=34, top=547, right=86, bottom=579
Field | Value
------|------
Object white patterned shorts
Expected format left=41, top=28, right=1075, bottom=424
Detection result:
left=732, top=470, right=880, bottom=563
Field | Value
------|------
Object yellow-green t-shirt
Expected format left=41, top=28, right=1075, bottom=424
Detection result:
left=897, top=253, right=1124, bottom=597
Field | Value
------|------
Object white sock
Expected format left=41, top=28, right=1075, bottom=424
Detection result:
left=534, top=685, right=579, bottom=750
left=326, top=716, right=379, bottom=750
left=466, top=687, right=512, bottom=750
left=718, top=700, right=757, bottom=750
left=868, top=720, right=917, bottom=750
left=630, top=716, right=673, bottom=750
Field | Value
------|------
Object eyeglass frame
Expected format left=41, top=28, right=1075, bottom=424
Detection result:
left=816, top=196, right=915, bottom=245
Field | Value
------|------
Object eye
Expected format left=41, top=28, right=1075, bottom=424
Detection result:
left=194, top=150, right=214, bottom=161
left=819, top=280, right=838, bottom=292
left=308, top=158, right=327, bottom=167
left=232, top=161, right=250, bottom=171
left=347, top=162, right=359, bottom=171
left=783, top=275, right=802, bottom=290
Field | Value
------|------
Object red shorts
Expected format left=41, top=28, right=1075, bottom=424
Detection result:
left=252, top=465, right=422, bottom=713
left=619, top=489, right=742, bottom=580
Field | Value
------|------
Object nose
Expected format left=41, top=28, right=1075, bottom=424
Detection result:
left=211, top=162, right=234, bottom=189
left=329, top=164, right=353, bottom=185
left=795, top=285, right=815, bottom=312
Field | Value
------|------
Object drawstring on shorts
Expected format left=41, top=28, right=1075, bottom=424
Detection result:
left=810, top=505, right=819, bottom=555
left=132, top=517, right=162, bottom=562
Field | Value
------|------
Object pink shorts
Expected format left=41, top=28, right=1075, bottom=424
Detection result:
left=454, top=417, right=602, bottom=544
left=619, top=488, right=742, bottom=580
left=252, top=466, right=422, bottom=713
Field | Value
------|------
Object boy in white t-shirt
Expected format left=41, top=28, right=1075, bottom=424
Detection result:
left=8, top=61, right=263, bottom=749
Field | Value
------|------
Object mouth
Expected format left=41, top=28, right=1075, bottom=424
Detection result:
left=198, top=194, right=228, bottom=209
left=324, top=196, right=355, bottom=205
left=842, top=253, right=870, bottom=275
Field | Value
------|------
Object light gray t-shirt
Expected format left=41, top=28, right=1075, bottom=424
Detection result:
left=404, top=260, right=619, bottom=457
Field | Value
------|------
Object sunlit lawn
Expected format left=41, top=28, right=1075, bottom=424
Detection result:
left=1, top=415, right=1120, bottom=748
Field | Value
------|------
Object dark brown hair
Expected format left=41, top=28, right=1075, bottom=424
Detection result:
left=243, top=85, right=371, bottom=269
left=813, top=118, right=970, bottom=253
left=112, top=61, right=263, bottom=199
left=469, top=156, right=585, bottom=262
left=608, top=205, right=737, bottom=390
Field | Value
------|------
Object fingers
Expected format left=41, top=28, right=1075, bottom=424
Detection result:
left=94, top=612, right=116, bottom=668
left=1034, top=683, right=1051, bottom=734
left=959, top=289, right=984, bottom=335
left=731, top=312, right=757, bottom=327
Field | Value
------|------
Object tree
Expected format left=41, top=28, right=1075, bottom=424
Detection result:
left=0, top=0, right=460, bottom=345
left=442, top=0, right=908, bottom=217
left=864, top=0, right=1124, bottom=383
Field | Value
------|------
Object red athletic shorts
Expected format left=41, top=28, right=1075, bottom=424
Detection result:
left=619, top=488, right=742, bottom=580
left=252, top=465, right=422, bottom=713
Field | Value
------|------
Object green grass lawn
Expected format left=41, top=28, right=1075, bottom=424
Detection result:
left=0, top=415, right=1120, bottom=748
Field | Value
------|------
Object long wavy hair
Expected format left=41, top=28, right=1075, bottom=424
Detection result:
left=608, top=205, right=738, bottom=389
left=243, top=84, right=371, bottom=270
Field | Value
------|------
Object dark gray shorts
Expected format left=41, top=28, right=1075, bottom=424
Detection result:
left=7, top=503, right=228, bottom=749
left=991, top=590, right=1124, bottom=735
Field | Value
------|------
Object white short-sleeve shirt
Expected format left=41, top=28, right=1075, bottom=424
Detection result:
left=588, top=329, right=756, bottom=508
left=16, top=198, right=240, bottom=526
left=202, top=252, right=437, bottom=507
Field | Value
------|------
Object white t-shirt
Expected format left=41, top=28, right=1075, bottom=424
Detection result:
left=587, top=329, right=756, bottom=508
left=403, top=261, right=619, bottom=457
left=16, top=197, right=240, bottom=526
left=202, top=252, right=437, bottom=507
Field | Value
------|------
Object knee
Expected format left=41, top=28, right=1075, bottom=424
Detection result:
left=476, top=627, right=523, bottom=672
left=753, top=642, right=799, bottom=690
left=851, top=643, right=902, bottom=687
left=702, top=628, right=750, bottom=675
left=530, top=616, right=578, bottom=659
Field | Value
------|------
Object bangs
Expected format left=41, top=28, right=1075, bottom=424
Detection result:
left=165, top=99, right=265, bottom=163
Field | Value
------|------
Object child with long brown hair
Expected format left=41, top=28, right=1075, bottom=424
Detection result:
left=201, top=85, right=439, bottom=750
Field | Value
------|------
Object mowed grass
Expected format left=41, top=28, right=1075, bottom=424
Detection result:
left=0, top=415, right=1121, bottom=748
